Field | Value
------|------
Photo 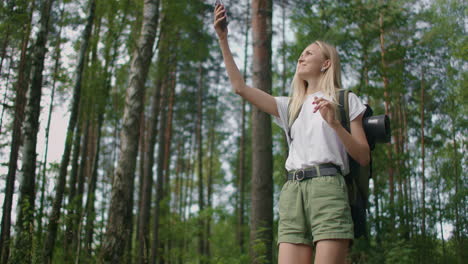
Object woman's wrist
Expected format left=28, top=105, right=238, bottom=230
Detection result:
left=218, top=35, right=227, bottom=42
left=329, top=120, right=341, bottom=129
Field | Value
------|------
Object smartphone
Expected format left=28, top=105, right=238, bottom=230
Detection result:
left=215, top=0, right=228, bottom=30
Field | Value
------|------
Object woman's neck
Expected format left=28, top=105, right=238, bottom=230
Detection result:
left=305, top=78, right=321, bottom=95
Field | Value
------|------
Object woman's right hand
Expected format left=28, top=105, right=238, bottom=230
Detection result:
left=213, top=4, right=228, bottom=41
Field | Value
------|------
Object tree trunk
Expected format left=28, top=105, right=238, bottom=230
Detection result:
left=37, top=2, right=66, bottom=250
left=378, top=5, right=395, bottom=221
left=84, top=118, right=100, bottom=256
left=181, top=131, right=197, bottom=259
left=138, top=81, right=162, bottom=264
left=237, top=0, right=250, bottom=254
left=10, top=0, right=54, bottom=262
left=250, top=0, right=273, bottom=263
left=0, top=0, right=35, bottom=261
left=450, top=99, right=462, bottom=263
left=196, top=63, right=206, bottom=263
left=100, top=0, right=160, bottom=261
left=420, top=68, right=426, bottom=237
left=64, top=114, right=83, bottom=258
left=162, top=64, right=176, bottom=263
left=435, top=164, right=446, bottom=261
left=85, top=4, right=125, bottom=254
left=73, top=119, right=91, bottom=257
left=151, top=79, right=168, bottom=264
left=43, top=1, right=95, bottom=262
left=136, top=104, right=147, bottom=259
left=149, top=18, right=173, bottom=264
left=205, top=72, right=220, bottom=261
left=0, top=0, right=35, bottom=262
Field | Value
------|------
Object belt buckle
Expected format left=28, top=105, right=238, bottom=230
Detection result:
left=294, top=169, right=305, bottom=181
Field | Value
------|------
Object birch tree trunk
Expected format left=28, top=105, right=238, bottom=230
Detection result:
left=0, top=0, right=35, bottom=262
left=10, top=0, right=54, bottom=262
left=100, top=0, right=160, bottom=261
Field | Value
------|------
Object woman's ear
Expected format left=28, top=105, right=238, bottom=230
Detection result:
left=323, top=59, right=331, bottom=70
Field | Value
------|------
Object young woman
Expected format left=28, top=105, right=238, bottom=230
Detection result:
left=214, top=4, right=370, bottom=264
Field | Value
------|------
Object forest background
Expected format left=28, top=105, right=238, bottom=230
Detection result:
left=0, top=0, right=466, bottom=263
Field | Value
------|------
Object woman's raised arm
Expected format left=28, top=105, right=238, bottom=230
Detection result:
left=213, top=4, right=279, bottom=118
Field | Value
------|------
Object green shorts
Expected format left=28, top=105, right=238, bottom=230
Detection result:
left=277, top=169, right=354, bottom=248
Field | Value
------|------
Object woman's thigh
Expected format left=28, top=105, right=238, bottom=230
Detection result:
left=278, top=242, right=313, bottom=264
left=314, top=239, right=350, bottom=264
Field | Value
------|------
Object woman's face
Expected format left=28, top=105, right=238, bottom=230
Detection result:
left=296, top=43, right=327, bottom=80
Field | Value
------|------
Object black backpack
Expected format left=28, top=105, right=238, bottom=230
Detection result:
left=286, top=89, right=373, bottom=238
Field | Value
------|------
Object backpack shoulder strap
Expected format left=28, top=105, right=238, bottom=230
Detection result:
left=336, top=89, right=351, bottom=133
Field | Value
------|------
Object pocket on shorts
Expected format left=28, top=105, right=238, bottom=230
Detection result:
left=314, top=174, right=346, bottom=193
left=278, top=182, right=296, bottom=221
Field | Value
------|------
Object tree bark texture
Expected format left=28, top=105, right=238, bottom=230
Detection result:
left=250, top=0, right=274, bottom=263
left=101, top=0, right=160, bottom=262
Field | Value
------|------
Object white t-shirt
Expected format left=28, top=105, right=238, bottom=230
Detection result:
left=273, top=90, right=367, bottom=175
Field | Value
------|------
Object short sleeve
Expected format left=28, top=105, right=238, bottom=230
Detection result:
left=273, top=96, right=290, bottom=128
left=348, top=92, right=367, bottom=121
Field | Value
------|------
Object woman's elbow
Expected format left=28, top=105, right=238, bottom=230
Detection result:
left=359, top=150, right=371, bottom=167
left=233, top=83, right=246, bottom=95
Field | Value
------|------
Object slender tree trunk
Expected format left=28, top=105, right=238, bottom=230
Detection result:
left=84, top=118, right=100, bottom=256
left=149, top=23, right=173, bottom=264
left=64, top=114, right=83, bottom=258
left=420, top=68, right=426, bottom=237
left=85, top=7, right=123, bottom=255
left=205, top=71, right=220, bottom=261
left=162, top=64, right=176, bottom=263
left=402, top=93, right=414, bottom=238
left=174, top=141, right=183, bottom=264
left=378, top=5, right=395, bottom=221
left=64, top=111, right=83, bottom=255
left=37, top=3, right=66, bottom=250
left=151, top=79, right=168, bottom=264
left=101, top=0, right=160, bottom=261
left=138, top=81, right=162, bottom=264
left=237, top=0, right=250, bottom=254
left=43, top=1, right=95, bottom=262
left=181, top=131, right=196, bottom=259
left=435, top=164, right=446, bottom=261
left=72, top=119, right=91, bottom=260
left=250, top=0, right=273, bottom=263
left=136, top=98, right=147, bottom=258
left=10, top=0, right=54, bottom=262
left=196, top=63, right=206, bottom=264
left=450, top=99, right=462, bottom=263
left=0, top=1, right=35, bottom=262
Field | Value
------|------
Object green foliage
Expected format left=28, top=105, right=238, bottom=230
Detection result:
left=1, top=0, right=465, bottom=262
left=382, top=238, right=417, bottom=264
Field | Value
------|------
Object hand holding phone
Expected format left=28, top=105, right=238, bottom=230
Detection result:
left=214, top=0, right=228, bottom=34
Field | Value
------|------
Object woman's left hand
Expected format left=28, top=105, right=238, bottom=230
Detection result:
left=312, top=96, right=340, bottom=128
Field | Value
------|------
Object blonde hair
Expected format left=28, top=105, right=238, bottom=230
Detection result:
left=287, top=40, right=344, bottom=127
